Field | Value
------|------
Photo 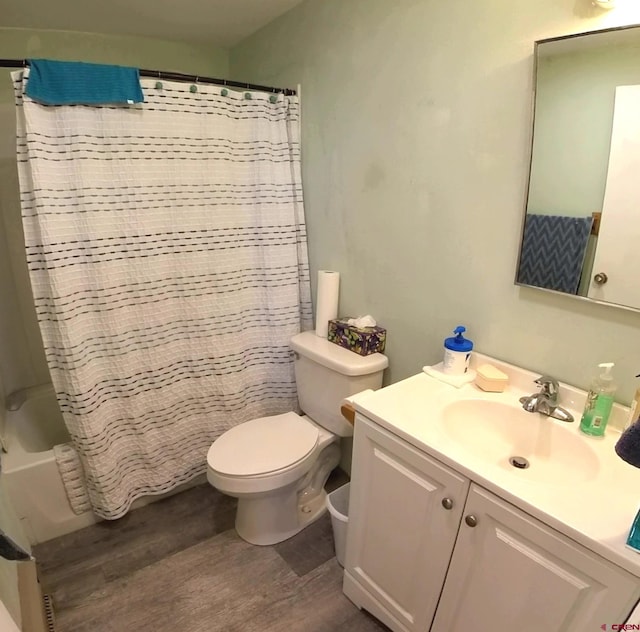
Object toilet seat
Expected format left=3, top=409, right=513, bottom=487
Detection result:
left=207, top=412, right=319, bottom=478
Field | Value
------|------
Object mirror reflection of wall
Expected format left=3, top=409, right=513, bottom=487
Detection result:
left=516, top=26, right=640, bottom=311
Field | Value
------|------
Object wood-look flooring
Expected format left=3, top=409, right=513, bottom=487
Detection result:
left=34, top=472, right=388, bottom=632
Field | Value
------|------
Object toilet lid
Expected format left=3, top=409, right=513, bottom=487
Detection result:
left=207, top=412, right=319, bottom=477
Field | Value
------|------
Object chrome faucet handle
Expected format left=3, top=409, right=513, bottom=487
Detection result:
left=534, top=375, right=559, bottom=402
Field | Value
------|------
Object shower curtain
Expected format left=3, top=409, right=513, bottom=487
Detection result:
left=13, top=70, right=312, bottom=519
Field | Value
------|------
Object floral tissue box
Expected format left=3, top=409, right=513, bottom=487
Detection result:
left=327, top=319, right=387, bottom=356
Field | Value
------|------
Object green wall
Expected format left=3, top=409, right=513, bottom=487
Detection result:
left=529, top=43, right=640, bottom=217
left=0, top=28, right=228, bottom=77
left=230, top=0, right=640, bottom=402
left=2, top=7, right=640, bottom=404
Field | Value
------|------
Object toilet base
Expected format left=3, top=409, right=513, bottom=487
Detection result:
left=235, top=442, right=341, bottom=546
left=235, top=485, right=328, bottom=546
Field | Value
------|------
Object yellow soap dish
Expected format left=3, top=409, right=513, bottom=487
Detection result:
left=475, top=363, right=508, bottom=392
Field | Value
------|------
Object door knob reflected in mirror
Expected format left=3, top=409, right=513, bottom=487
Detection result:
left=593, top=272, right=608, bottom=285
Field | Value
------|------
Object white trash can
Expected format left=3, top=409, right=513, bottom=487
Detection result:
left=326, top=482, right=350, bottom=567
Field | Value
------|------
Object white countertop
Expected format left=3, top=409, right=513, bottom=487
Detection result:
left=349, top=354, right=640, bottom=578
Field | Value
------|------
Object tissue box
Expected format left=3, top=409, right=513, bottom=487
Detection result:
left=327, top=319, right=386, bottom=356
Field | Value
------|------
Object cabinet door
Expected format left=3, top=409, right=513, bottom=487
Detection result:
left=431, top=484, right=640, bottom=632
left=343, top=415, right=469, bottom=632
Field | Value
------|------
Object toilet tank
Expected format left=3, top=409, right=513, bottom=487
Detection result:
left=290, top=331, right=388, bottom=437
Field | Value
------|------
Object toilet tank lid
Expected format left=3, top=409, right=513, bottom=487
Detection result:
left=290, top=331, right=388, bottom=376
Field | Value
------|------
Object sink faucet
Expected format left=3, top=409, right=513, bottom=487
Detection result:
left=519, top=376, right=574, bottom=422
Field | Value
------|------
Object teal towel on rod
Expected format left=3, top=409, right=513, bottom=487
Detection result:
left=25, top=59, right=144, bottom=105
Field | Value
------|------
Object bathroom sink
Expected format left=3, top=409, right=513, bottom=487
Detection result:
left=439, top=399, right=600, bottom=484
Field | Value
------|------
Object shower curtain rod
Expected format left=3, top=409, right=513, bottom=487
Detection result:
left=0, top=58, right=297, bottom=96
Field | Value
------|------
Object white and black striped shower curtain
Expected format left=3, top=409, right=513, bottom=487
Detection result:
left=13, top=70, right=312, bottom=519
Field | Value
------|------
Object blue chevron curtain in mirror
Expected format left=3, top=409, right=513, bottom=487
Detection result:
left=13, top=69, right=312, bottom=519
left=517, top=214, right=593, bottom=295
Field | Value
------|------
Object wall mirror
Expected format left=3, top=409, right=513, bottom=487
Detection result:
left=516, top=25, right=640, bottom=312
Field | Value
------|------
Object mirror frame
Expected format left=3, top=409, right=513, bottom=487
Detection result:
left=515, top=23, right=640, bottom=315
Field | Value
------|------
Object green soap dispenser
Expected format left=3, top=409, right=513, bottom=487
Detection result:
left=579, top=362, right=617, bottom=437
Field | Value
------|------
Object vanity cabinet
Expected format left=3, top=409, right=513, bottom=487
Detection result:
left=343, top=414, right=469, bottom=631
left=343, top=415, right=639, bottom=632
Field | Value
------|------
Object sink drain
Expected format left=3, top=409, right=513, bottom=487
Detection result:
left=509, top=456, right=530, bottom=469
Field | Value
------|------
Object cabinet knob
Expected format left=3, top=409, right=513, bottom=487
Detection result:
left=441, top=498, right=454, bottom=510
left=464, top=514, right=478, bottom=527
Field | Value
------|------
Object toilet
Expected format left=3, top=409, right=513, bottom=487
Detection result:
left=206, top=330, right=388, bottom=545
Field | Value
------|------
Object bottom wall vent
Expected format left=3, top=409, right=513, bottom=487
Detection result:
left=42, top=594, right=56, bottom=632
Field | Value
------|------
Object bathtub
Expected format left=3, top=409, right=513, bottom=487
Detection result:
left=2, top=386, right=206, bottom=544
left=1, top=387, right=96, bottom=544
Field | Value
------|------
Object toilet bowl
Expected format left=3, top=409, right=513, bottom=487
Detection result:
left=206, top=331, right=388, bottom=546
left=207, top=412, right=340, bottom=545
